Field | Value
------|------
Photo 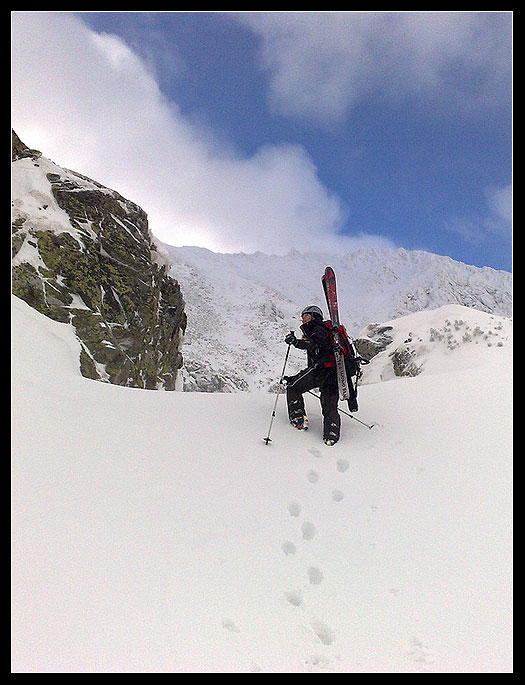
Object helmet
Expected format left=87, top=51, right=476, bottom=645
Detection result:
left=301, top=305, right=323, bottom=319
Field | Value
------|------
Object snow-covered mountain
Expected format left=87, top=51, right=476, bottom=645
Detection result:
left=12, top=293, right=513, bottom=673
left=166, top=246, right=511, bottom=392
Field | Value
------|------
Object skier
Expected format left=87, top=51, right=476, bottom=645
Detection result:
left=283, top=305, right=356, bottom=446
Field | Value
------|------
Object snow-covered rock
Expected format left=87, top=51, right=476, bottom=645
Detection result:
left=357, top=304, right=512, bottom=384
left=12, top=131, right=186, bottom=390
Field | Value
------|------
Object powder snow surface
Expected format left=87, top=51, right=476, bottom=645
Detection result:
left=11, top=295, right=512, bottom=673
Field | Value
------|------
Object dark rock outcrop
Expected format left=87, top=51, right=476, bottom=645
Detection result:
left=12, top=130, right=186, bottom=390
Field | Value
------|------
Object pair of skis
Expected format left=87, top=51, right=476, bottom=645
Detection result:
left=322, top=266, right=351, bottom=402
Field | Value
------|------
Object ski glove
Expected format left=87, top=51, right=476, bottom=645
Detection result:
left=285, top=332, right=297, bottom=346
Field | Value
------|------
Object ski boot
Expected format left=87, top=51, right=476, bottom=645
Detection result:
left=323, top=421, right=339, bottom=446
left=290, top=415, right=309, bottom=431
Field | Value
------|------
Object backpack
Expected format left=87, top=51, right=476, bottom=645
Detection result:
left=326, top=321, right=371, bottom=380
left=322, top=320, right=358, bottom=373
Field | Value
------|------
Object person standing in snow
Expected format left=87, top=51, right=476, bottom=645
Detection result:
left=283, top=305, right=357, bottom=446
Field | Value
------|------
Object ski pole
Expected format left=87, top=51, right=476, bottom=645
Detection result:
left=263, top=334, right=294, bottom=444
left=306, top=390, right=376, bottom=429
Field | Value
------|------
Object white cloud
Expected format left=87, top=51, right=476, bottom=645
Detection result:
left=234, top=11, right=511, bottom=124
left=485, top=184, right=512, bottom=227
left=11, top=11, right=393, bottom=255
left=445, top=183, right=512, bottom=243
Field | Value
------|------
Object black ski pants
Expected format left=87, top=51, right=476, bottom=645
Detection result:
left=286, top=366, right=341, bottom=442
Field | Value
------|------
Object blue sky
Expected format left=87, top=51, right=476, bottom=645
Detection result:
left=12, top=12, right=512, bottom=270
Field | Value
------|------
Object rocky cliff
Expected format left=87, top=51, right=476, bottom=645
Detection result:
left=12, top=131, right=186, bottom=390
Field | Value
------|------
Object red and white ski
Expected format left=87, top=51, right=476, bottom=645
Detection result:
left=322, top=266, right=350, bottom=401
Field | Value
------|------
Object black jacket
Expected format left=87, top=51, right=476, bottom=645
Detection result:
left=294, top=318, right=333, bottom=368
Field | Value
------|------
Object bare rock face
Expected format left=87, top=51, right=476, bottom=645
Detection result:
left=354, top=324, right=395, bottom=361
left=12, top=130, right=186, bottom=390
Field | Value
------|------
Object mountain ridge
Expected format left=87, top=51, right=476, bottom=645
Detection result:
left=166, top=245, right=511, bottom=392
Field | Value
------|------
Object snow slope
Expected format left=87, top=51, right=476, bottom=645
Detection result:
left=12, top=295, right=512, bottom=673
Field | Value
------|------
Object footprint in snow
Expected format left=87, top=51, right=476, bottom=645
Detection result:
left=288, top=501, right=301, bottom=517
left=285, top=590, right=303, bottom=607
left=282, top=541, right=297, bottom=556
left=337, top=459, right=349, bottom=473
left=308, top=447, right=322, bottom=458
left=222, top=618, right=240, bottom=633
left=310, top=618, right=335, bottom=645
left=332, top=490, right=344, bottom=502
left=307, top=470, right=319, bottom=483
left=407, top=637, right=437, bottom=668
left=305, top=654, right=333, bottom=670
left=301, top=521, right=316, bottom=540
left=308, top=567, right=323, bottom=585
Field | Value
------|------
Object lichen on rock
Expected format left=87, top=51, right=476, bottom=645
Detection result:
left=12, top=130, right=186, bottom=390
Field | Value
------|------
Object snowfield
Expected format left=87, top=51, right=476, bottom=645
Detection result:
left=11, top=295, right=512, bottom=673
